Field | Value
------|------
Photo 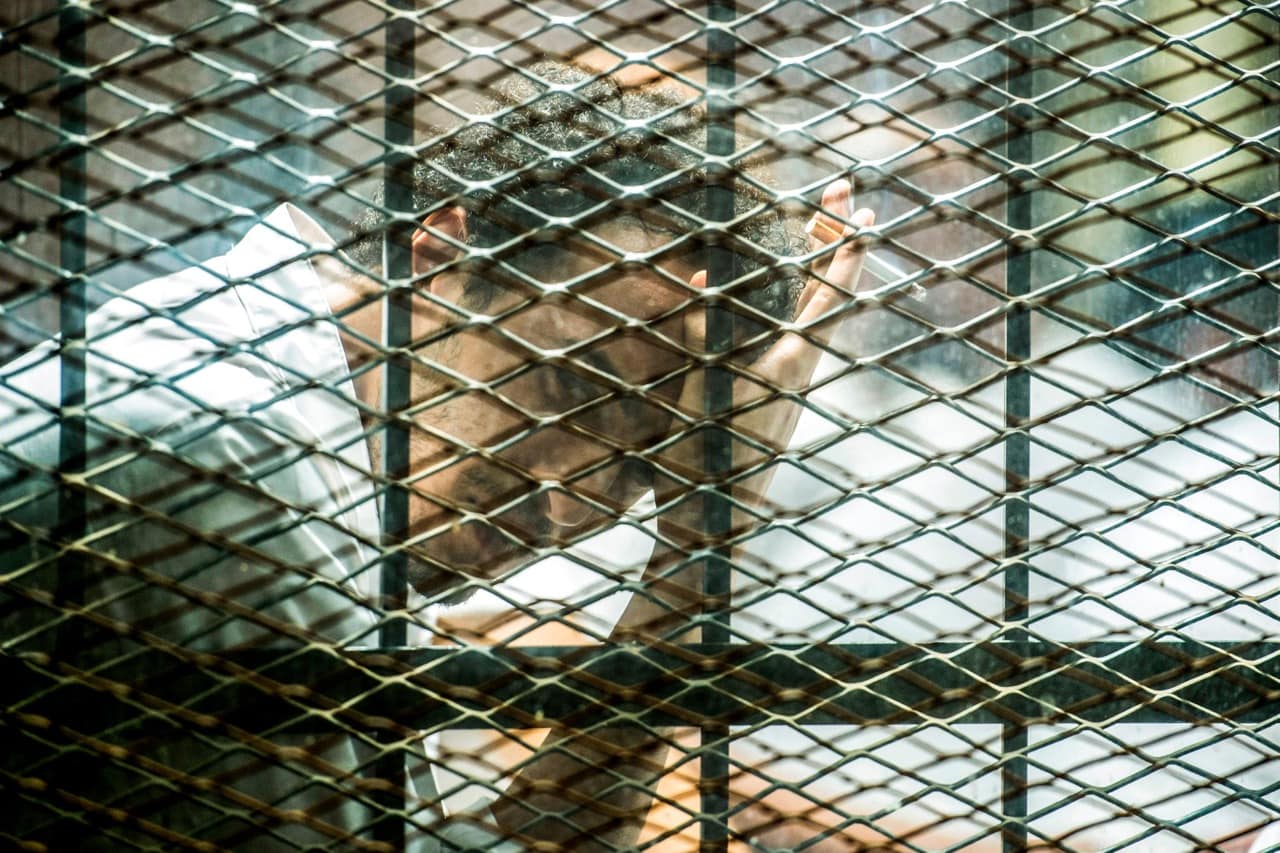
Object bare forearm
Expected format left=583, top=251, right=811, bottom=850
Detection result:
left=490, top=724, right=671, bottom=849
left=490, top=536, right=702, bottom=848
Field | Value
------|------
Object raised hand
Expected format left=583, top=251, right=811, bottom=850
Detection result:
left=661, top=177, right=875, bottom=522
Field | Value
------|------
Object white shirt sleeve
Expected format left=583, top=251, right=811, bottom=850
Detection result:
left=1250, top=824, right=1280, bottom=853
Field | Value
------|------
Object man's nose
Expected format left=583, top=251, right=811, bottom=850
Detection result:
left=517, top=431, right=618, bottom=530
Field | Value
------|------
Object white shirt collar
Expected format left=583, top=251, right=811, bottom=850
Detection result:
left=225, top=203, right=341, bottom=371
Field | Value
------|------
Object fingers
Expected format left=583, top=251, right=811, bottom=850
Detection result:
left=819, top=205, right=874, bottom=297
left=795, top=203, right=873, bottom=343
left=653, top=270, right=710, bottom=487
left=676, top=269, right=708, bottom=416
left=683, top=269, right=707, bottom=355
left=805, top=179, right=851, bottom=253
left=757, top=180, right=876, bottom=391
left=800, top=178, right=872, bottom=321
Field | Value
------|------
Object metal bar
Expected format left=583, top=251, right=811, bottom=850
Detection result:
left=1003, top=3, right=1036, bottom=849
left=702, top=1, right=736, bottom=849
left=53, top=0, right=88, bottom=661
left=1272, top=14, right=1280, bottom=468
left=376, top=1, right=416, bottom=847
left=7, top=642, right=1276, bottom=731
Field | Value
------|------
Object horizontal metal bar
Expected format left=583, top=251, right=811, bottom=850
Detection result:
left=5, top=642, right=1276, bottom=736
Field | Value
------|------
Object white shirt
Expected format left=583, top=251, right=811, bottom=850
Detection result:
left=1, top=204, right=516, bottom=851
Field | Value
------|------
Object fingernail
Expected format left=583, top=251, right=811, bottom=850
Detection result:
left=804, top=217, right=817, bottom=235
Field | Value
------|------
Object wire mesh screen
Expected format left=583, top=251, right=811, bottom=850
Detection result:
left=2, top=1, right=1277, bottom=851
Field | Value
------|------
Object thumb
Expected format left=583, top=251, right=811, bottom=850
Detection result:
left=684, top=269, right=708, bottom=354
left=677, top=269, right=708, bottom=419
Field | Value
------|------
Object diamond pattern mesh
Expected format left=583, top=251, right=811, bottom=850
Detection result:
left=1, top=1, right=1277, bottom=851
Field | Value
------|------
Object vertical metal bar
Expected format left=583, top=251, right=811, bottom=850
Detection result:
left=1270, top=14, right=1280, bottom=497
left=1002, top=3, right=1034, bottom=851
left=376, top=1, right=415, bottom=847
left=54, top=0, right=87, bottom=657
left=702, top=2, right=735, bottom=850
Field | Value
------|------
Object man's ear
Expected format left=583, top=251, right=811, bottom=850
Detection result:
left=411, top=206, right=467, bottom=282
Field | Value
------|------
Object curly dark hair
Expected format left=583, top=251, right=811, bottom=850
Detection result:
left=349, top=59, right=806, bottom=348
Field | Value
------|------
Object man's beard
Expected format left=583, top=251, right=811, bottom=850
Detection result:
left=405, top=554, right=481, bottom=607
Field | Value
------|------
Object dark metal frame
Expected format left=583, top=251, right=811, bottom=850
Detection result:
left=54, top=0, right=87, bottom=668
left=1002, top=7, right=1035, bottom=850
left=703, top=0, right=737, bottom=847
left=375, top=0, right=418, bottom=846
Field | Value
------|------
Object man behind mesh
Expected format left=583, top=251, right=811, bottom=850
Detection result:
left=0, top=59, right=873, bottom=850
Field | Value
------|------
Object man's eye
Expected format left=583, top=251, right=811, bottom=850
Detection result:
left=554, top=366, right=604, bottom=408
left=511, top=365, right=594, bottom=417
left=620, top=392, right=646, bottom=419
left=622, top=456, right=653, bottom=488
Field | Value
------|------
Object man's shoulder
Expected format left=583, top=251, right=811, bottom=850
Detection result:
left=0, top=204, right=352, bottom=500
left=93, top=203, right=332, bottom=341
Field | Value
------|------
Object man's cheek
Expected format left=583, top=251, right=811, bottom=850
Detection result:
left=490, top=494, right=554, bottom=547
left=414, top=390, right=527, bottom=458
left=406, top=483, right=453, bottom=538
